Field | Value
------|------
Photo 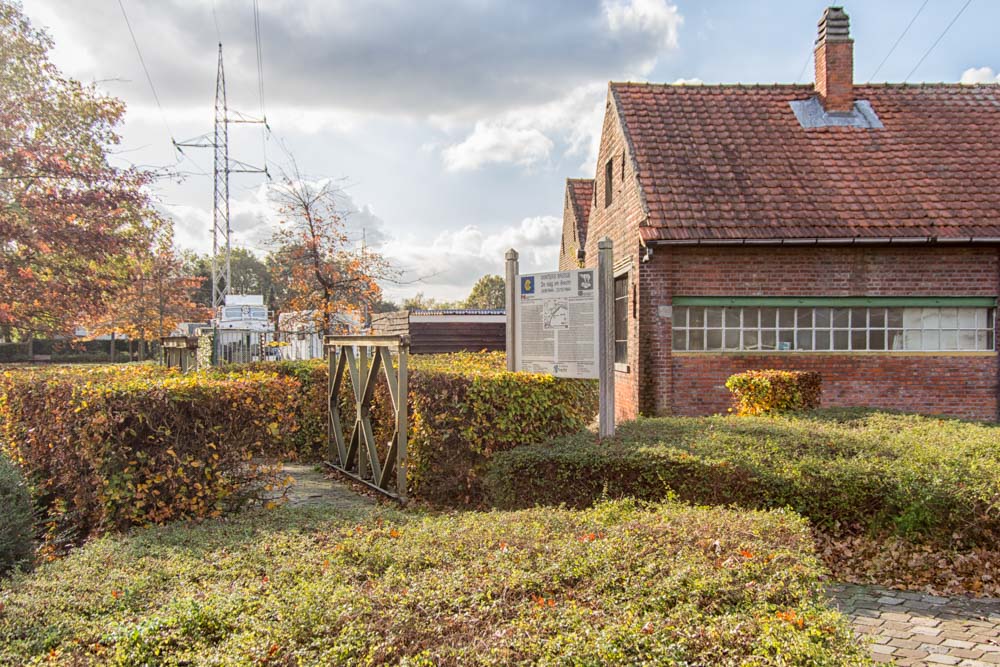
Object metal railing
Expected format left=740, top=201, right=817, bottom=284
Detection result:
left=325, top=335, right=409, bottom=501
left=214, top=329, right=276, bottom=365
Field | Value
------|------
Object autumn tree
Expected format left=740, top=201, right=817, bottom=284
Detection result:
left=0, top=2, right=160, bottom=345
left=463, top=274, right=505, bottom=309
left=88, top=228, right=208, bottom=359
left=268, top=169, right=389, bottom=334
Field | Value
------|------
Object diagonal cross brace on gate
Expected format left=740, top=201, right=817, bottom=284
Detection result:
left=325, top=335, right=409, bottom=501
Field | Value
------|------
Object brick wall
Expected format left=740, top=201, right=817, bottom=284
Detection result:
left=672, top=353, right=997, bottom=420
left=581, top=90, right=648, bottom=422
left=638, top=245, right=1000, bottom=421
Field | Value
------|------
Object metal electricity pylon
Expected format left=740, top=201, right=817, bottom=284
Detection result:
left=174, top=43, right=268, bottom=310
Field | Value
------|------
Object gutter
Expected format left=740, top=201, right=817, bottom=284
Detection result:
left=646, top=236, right=1000, bottom=246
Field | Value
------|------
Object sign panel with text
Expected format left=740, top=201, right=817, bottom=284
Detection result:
left=515, top=269, right=599, bottom=379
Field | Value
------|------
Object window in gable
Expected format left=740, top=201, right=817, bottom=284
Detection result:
left=604, top=159, right=613, bottom=207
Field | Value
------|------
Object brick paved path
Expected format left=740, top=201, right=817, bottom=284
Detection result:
left=829, top=583, right=1000, bottom=665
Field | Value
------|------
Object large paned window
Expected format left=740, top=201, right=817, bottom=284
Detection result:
left=614, top=274, right=628, bottom=364
left=671, top=301, right=995, bottom=352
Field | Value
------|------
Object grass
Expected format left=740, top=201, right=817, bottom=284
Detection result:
left=484, top=410, right=1000, bottom=545
left=0, top=500, right=868, bottom=666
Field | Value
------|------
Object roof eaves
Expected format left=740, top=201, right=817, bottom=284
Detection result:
left=608, top=83, right=652, bottom=236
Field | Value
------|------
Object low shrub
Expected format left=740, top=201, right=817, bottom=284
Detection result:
left=0, top=452, right=34, bottom=575
left=726, top=370, right=822, bottom=416
left=485, top=410, right=1000, bottom=546
left=249, top=352, right=598, bottom=504
left=0, top=500, right=869, bottom=665
left=0, top=366, right=299, bottom=551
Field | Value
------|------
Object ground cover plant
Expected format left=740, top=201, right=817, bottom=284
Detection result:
left=485, top=410, right=1000, bottom=595
left=0, top=499, right=868, bottom=665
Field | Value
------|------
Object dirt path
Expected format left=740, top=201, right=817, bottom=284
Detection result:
left=829, top=583, right=1000, bottom=665
left=281, top=463, right=376, bottom=511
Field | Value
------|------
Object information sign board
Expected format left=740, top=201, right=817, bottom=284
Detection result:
left=514, top=269, right=599, bottom=379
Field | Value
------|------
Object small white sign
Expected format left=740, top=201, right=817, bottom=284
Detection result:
left=515, top=269, right=599, bottom=379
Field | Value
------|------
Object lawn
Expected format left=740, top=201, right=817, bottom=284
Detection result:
left=0, top=500, right=868, bottom=666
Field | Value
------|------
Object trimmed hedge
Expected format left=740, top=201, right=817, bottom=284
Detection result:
left=484, top=411, right=1000, bottom=546
left=0, top=500, right=869, bottom=664
left=0, top=366, right=298, bottom=551
left=248, top=353, right=598, bottom=504
left=726, top=370, right=822, bottom=416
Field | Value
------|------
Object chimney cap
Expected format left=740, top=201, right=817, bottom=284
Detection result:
left=816, top=6, right=851, bottom=45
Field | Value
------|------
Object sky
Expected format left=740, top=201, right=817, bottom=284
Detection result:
left=21, top=0, right=1000, bottom=303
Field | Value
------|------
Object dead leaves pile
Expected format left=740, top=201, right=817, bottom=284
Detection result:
left=814, top=529, right=1000, bottom=597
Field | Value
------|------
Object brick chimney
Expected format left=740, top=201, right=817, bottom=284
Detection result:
left=814, top=7, right=854, bottom=112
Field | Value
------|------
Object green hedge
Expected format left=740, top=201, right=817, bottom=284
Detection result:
left=484, top=411, right=1000, bottom=545
left=0, top=451, right=34, bottom=575
left=0, top=500, right=868, bottom=664
left=248, top=353, right=599, bottom=504
left=0, top=365, right=298, bottom=552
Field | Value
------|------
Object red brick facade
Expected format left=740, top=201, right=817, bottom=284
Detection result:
left=638, top=246, right=1000, bottom=421
left=554, top=8, right=1000, bottom=423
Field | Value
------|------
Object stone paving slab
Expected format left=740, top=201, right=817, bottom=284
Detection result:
left=830, top=583, right=1000, bottom=666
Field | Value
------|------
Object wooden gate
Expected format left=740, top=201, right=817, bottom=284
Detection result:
left=325, top=335, right=409, bottom=501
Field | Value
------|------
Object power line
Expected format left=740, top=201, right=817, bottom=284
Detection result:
left=116, top=0, right=173, bottom=140
left=868, top=0, right=930, bottom=83
left=795, top=48, right=812, bottom=84
left=252, top=0, right=269, bottom=173
left=904, top=0, right=974, bottom=83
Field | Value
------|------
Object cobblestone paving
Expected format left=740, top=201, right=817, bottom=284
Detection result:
left=829, top=583, right=1000, bottom=665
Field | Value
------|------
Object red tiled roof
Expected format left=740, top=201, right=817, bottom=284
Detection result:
left=611, top=82, right=1000, bottom=242
left=566, top=178, right=593, bottom=245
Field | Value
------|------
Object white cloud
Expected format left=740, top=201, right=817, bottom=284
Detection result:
left=441, top=2, right=682, bottom=173
left=163, top=180, right=389, bottom=258
left=673, top=77, right=703, bottom=85
left=442, top=82, right=607, bottom=172
left=442, top=122, right=554, bottom=171
left=604, top=0, right=683, bottom=50
left=960, top=66, right=1000, bottom=84
left=381, top=216, right=561, bottom=301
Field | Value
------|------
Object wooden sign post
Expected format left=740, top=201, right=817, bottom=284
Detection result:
left=597, top=238, right=615, bottom=438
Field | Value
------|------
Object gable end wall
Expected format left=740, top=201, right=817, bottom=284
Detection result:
left=582, top=92, right=650, bottom=421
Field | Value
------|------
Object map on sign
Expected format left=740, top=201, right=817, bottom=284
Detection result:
left=515, top=269, right=599, bottom=379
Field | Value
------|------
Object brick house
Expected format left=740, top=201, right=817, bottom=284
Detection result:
left=558, top=6, right=1000, bottom=421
